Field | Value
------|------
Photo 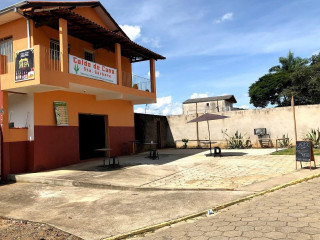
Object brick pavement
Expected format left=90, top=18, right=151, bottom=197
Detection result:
left=131, top=177, right=320, bottom=240
left=141, top=155, right=296, bottom=189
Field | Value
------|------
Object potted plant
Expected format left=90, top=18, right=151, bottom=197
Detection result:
left=182, top=138, right=189, bottom=149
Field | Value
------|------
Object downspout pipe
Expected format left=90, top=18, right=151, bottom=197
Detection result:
left=27, top=18, right=30, bottom=48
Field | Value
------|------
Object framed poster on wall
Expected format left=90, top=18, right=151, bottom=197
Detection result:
left=54, top=101, right=69, bottom=126
left=15, top=49, right=35, bottom=82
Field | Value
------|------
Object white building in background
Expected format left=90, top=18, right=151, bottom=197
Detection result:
left=182, top=95, right=238, bottom=115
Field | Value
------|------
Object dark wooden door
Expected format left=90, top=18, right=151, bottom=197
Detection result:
left=79, top=114, right=106, bottom=160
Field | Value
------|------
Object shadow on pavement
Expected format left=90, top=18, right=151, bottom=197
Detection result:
left=56, top=149, right=208, bottom=172
left=205, top=152, right=248, bottom=157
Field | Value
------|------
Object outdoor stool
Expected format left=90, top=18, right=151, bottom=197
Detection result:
left=150, top=149, right=159, bottom=160
left=214, top=147, right=222, bottom=157
left=109, top=156, right=120, bottom=167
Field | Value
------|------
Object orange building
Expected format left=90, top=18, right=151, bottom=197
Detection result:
left=0, top=1, right=165, bottom=180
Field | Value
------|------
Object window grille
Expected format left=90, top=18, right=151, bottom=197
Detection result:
left=84, top=50, right=95, bottom=62
left=0, top=37, right=13, bottom=62
left=50, top=39, right=70, bottom=60
left=50, top=39, right=60, bottom=60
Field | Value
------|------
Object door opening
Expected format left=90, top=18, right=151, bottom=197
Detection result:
left=156, top=120, right=161, bottom=149
left=78, top=114, right=107, bottom=160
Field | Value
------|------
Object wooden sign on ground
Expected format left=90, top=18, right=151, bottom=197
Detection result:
left=296, top=141, right=316, bottom=170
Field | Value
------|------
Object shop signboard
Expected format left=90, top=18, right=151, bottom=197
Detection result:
left=53, top=101, right=69, bottom=126
left=69, top=55, right=117, bottom=84
left=15, top=49, right=35, bottom=82
left=296, top=141, right=313, bottom=162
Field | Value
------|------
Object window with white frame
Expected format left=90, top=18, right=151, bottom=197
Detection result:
left=0, top=37, right=13, bottom=62
left=50, top=39, right=60, bottom=60
left=50, top=39, right=70, bottom=60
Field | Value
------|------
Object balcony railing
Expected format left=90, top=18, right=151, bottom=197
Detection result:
left=45, top=48, right=61, bottom=72
left=122, top=71, right=151, bottom=92
left=1, top=47, right=153, bottom=93
left=133, top=74, right=151, bottom=92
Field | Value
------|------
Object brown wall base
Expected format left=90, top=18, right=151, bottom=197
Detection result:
left=108, top=126, right=135, bottom=156
left=1, top=141, right=34, bottom=180
left=33, top=126, right=79, bottom=172
left=1, top=125, right=135, bottom=179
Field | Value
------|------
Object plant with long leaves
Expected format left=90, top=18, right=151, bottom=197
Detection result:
left=222, top=130, right=252, bottom=149
left=304, top=128, right=320, bottom=148
left=278, top=134, right=292, bottom=148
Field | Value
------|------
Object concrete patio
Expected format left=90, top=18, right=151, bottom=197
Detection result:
left=1, top=148, right=319, bottom=240
left=8, top=148, right=304, bottom=191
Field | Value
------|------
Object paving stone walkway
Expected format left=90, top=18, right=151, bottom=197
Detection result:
left=11, top=149, right=303, bottom=191
left=131, top=177, right=320, bottom=240
left=141, top=155, right=296, bottom=189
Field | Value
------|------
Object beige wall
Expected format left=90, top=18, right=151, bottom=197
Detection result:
left=168, top=104, right=320, bottom=148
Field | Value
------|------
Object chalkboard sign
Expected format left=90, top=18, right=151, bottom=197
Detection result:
left=296, top=141, right=313, bottom=162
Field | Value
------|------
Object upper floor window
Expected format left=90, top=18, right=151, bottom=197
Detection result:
left=206, top=103, right=210, bottom=107
left=50, top=39, right=70, bottom=60
left=0, top=37, right=13, bottom=62
left=50, top=39, right=60, bottom=60
left=84, top=50, right=95, bottom=62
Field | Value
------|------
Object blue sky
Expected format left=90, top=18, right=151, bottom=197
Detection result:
left=1, top=0, right=320, bottom=115
left=103, top=0, right=320, bottom=115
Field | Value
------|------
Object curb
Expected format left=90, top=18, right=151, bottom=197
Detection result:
left=102, top=172, right=320, bottom=240
left=8, top=174, right=237, bottom=192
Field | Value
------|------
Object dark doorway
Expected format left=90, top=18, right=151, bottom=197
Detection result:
left=79, top=114, right=106, bottom=160
left=156, top=120, right=161, bottom=149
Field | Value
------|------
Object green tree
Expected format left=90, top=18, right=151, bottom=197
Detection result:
left=269, top=50, right=309, bottom=73
left=288, top=61, right=320, bottom=105
left=249, top=72, right=291, bottom=108
left=249, top=51, right=310, bottom=108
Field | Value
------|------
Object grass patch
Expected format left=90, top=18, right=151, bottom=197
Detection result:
left=271, top=148, right=320, bottom=155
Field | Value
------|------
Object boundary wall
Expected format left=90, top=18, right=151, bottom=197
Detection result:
left=167, top=104, right=320, bottom=148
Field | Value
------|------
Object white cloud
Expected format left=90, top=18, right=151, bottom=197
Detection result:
left=214, top=12, right=233, bottom=24
left=120, top=24, right=141, bottom=41
left=134, top=96, right=182, bottom=116
left=239, top=105, right=249, bottom=109
left=190, top=92, right=210, bottom=99
left=233, top=104, right=250, bottom=110
left=148, top=70, right=160, bottom=78
left=142, top=37, right=161, bottom=48
left=135, top=107, right=145, bottom=113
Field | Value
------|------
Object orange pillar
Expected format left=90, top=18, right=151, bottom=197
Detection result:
left=1, top=91, right=9, bottom=180
left=115, top=43, right=122, bottom=86
left=150, top=59, right=156, bottom=93
left=59, top=18, right=68, bottom=72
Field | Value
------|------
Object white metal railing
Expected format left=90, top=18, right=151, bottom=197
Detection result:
left=45, top=48, right=61, bottom=71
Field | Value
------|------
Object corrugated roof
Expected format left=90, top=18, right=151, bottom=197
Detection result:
left=183, top=95, right=237, bottom=104
left=3, top=1, right=165, bottom=62
left=19, top=1, right=130, bottom=39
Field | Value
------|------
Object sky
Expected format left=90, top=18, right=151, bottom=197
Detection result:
left=1, top=0, right=320, bottom=115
